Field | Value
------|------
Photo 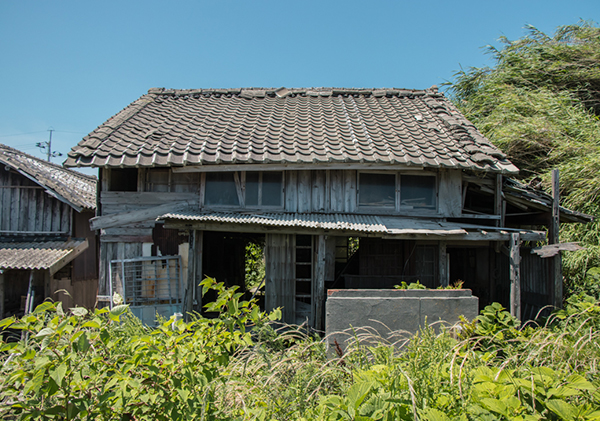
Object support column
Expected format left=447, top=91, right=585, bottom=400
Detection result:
left=439, top=241, right=448, bottom=287
left=184, top=230, right=203, bottom=319
left=312, top=235, right=329, bottom=331
left=550, top=169, right=562, bottom=308
left=510, top=233, right=521, bottom=319
left=0, top=270, right=4, bottom=318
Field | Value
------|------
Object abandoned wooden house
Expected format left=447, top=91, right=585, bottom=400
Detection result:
left=64, top=87, right=591, bottom=328
left=0, top=144, right=98, bottom=318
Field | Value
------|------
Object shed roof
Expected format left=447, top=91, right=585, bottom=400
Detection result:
left=65, top=87, right=518, bottom=174
left=0, top=238, right=89, bottom=275
left=159, top=210, right=546, bottom=241
left=0, top=144, right=97, bottom=211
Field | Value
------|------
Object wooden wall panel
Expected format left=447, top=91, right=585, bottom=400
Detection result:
left=0, top=169, right=71, bottom=233
left=265, top=233, right=296, bottom=323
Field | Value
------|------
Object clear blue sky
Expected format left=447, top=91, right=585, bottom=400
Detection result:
left=1, top=0, right=598, bottom=176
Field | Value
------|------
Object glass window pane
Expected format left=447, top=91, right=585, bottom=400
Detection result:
left=205, top=173, right=239, bottom=206
left=400, top=175, right=436, bottom=209
left=262, top=172, right=282, bottom=206
left=359, top=173, right=395, bottom=206
left=245, top=172, right=259, bottom=206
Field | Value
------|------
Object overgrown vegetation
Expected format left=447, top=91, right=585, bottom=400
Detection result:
left=2, top=281, right=599, bottom=420
left=448, top=21, right=600, bottom=295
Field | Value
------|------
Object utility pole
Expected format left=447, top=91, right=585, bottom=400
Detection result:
left=36, top=129, right=62, bottom=162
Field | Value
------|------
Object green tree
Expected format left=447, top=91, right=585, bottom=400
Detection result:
left=448, top=21, right=600, bottom=295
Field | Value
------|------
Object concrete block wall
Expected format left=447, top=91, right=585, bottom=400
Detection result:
left=325, top=289, right=478, bottom=349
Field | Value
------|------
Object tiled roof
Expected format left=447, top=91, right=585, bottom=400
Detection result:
left=65, top=87, right=518, bottom=174
left=0, top=239, right=88, bottom=271
left=0, top=144, right=96, bottom=210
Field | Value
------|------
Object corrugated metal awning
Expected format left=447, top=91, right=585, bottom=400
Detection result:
left=0, top=239, right=89, bottom=275
left=160, top=210, right=546, bottom=241
left=160, top=211, right=387, bottom=233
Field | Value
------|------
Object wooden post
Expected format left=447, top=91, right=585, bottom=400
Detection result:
left=495, top=174, right=503, bottom=227
left=439, top=241, right=448, bottom=287
left=312, top=235, right=327, bottom=331
left=187, top=230, right=203, bottom=318
left=0, top=270, right=4, bottom=318
left=510, top=233, right=521, bottom=319
left=550, top=169, right=562, bottom=308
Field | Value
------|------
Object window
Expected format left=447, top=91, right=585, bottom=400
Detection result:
left=246, top=171, right=283, bottom=207
left=204, top=171, right=283, bottom=208
left=400, top=175, right=436, bottom=210
left=205, top=172, right=240, bottom=206
left=358, top=173, right=396, bottom=207
left=358, top=172, right=437, bottom=211
left=108, top=168, right=138, bottom=192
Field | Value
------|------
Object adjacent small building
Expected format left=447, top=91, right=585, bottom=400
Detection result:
left=0, top=144, right=98, bottom=317
left=64, top=87, right=591, bottom=328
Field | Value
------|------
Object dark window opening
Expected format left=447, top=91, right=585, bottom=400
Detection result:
left=401, top=175, right=436, bottom=210
left=359, top=173, right=395, bottom=207
left=109, top=168, right=138, bottom=192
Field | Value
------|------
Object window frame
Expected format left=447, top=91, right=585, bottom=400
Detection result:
left=202, top=170, right=285, bottom=210
left=357, top=171, right=438, bottom=213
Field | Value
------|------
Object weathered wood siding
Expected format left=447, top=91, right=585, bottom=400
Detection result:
left=265, top=234, right=296, bottom=323
left=0, top=168, right=71, bottom=233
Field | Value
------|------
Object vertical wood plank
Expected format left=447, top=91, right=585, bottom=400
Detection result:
left=510, top=233, right=521, bottom=319
left=312, top=235, right=333, bottom=331
left=330, top=170, right=343, bottom=212
left=344, top=170, right=357, bottom=213
left=0, top=271, right=4, bottom=318
left=0, top=170, right=10, bottom=230
left=27, top=188, right=37, bottom=231
left=265, top=234, right=296, bottom=323
left=184, top=230, right=204, bottom=318
left=312, top=170, right=326, bottom=212
left=439, top=241, right=448, bottom=287
left=297, top=171, right=312, bottom=213
left=285, top=170, right=298, bottom=212
left=495, top=174, right=503, bottom=227
left=438, top=170, right=462, bottom=217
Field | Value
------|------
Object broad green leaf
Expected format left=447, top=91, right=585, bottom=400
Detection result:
left=33, top=301, right=55, bottom=314
left=0, top=316, right=15, bottom=329
left=546, top=399, right=577, bottom=421
left=70, top=307, right=88, bottom=317
left=109, top=304, right=129, bottom=321
left=421, top=408, right=452, bottom=421
left=82, top=320, right=101, bottom=329
left=480, top=398, right=508, bottom=417
left=35, top=327, right=55, bottom=337
left=50, top=363, right=68, bottom=386
left=24, top=368, right=45, bottom=396
left=347, top=381, right=374, bottom=409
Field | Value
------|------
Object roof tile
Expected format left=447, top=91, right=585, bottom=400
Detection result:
left=65, top=87, right=518, bottom=174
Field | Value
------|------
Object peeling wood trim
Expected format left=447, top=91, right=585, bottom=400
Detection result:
left=48, top=238, right=89, bottom=276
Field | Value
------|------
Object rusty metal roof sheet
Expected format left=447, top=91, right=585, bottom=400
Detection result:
left=65, top=87, right=518, bottom=174
left=0, top=144, right=96, bottom=210
left=160, top=211, right=387, bottom=233
left=0, top=239, right=88, bottom=272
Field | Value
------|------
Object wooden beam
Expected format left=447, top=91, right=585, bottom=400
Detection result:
left=90, top=200, right=194, bottom=230
left=172, top=162, right=426, bottom=173
left=48, top=239, right=89, bottom=276
left=509, top=233, right=521, bottom=319
left=532, top=242, right=583, bottom=258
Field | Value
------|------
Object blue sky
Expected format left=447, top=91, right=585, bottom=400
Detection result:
left=1, top=1, right=598, bottom=176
